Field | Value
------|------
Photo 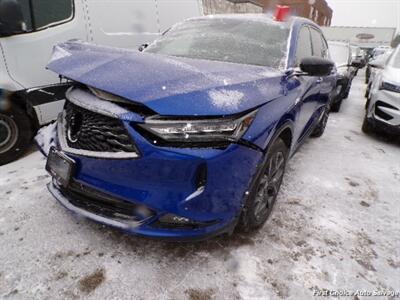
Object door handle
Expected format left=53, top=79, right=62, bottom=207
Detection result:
left=316, top=77, right=323, bottom=84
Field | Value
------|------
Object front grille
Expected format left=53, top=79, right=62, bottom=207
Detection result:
left=375, top=101, right=395, bottom=121
left=65, top=101, right=137, bottom=153
left=59, top=180, right=154, bottom=222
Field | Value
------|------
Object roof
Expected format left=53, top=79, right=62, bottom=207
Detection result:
left=189, top=13, right=318, bottom=29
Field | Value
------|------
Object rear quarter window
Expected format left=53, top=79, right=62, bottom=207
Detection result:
left=310, top=28, right=328, bottom=58
left=295, top=26, right=313, bottom=66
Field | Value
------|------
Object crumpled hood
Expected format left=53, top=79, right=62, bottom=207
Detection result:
left=47, top=41, right=285, bottom=116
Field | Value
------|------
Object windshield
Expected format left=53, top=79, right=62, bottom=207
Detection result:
left=146, top=17, right=290, bottom=69
left=373, top=49, right=387, bottom=59
left=328, top=43, right=350, bottom=66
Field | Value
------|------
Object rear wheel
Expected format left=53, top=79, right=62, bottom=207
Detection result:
left=330, top=98, right=342, bottom=113
left=311, top=106, right=330, bottom=137
left=238, top=138, right=288, bottom=231
left=0, top=104, right=33, bottom=166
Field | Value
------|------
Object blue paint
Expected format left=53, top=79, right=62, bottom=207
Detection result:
left=45, top=16, right=336, bottom=240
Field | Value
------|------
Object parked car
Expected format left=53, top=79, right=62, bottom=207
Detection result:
left=0, top=0, right=203, bottom=166
left=39, top=15, right=336, bottom=240
left=351, top=46, right=367, bottom=74
left=365, top=51, right=393, bottom=97
left=363, top=46, right=400, bottom=134
left=365, top=49, right=393, bottom=84
left=371, top=46, right=391, bottom=60
left=327, top=41, right=358, bottom=112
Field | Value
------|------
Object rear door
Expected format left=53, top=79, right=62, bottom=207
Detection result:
left=293, top=25, right=321, bottom=143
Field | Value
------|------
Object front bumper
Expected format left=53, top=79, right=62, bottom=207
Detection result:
left=368, top=89, right=400, bottom=129
left=47, top=117, right=263, bottom=240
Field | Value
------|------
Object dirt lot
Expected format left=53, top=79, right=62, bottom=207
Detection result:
left=1, top=74, right=399, bottom=299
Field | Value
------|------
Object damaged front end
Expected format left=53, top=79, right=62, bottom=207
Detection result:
left=38, top=82, right=263, bottom=239
left=39, top=40, right=269, bottom=239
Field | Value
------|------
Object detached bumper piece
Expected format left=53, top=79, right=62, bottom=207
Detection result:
left=49, top=179, right=218, bottom=233
left=49, top=180, right=155, bottom=229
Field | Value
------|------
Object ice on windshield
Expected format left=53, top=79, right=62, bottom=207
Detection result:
left=146, top=17, right=290, bottom=69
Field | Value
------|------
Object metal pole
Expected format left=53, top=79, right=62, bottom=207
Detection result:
left=28, top=0, right=36, bottom=30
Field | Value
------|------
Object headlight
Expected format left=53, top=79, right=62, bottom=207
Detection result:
left=380, top=81, right=400, bottom=93
left=138, top=110, right=257, bottom=143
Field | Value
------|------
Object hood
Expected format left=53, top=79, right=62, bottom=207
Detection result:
left=382, top=67, right=400, bottom=85
left=47, top=41, right=285, bottom=116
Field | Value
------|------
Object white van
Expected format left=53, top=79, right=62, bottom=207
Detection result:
left=0, top=0, right=203, bottom=165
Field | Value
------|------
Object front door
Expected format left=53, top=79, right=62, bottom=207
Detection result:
left=0, top=0, right=87, bottom=89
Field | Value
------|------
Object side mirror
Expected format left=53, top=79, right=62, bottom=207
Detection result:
left=138, top=43, right=148, bottom=52
left=300, top=57, right=334, bottom=77
left=0, top=0, right=25, bottom=37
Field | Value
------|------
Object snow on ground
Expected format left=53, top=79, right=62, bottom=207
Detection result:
left=0, top=74, right=399, bottom=300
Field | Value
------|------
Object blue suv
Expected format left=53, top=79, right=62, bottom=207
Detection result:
left=41, top=15, right=336, bottom=240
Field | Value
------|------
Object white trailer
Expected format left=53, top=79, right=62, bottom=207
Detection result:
left=0, top=0, right=203, bottom=165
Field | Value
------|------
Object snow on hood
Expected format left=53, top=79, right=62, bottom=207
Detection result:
left=47, top=41, right=285, bottom=116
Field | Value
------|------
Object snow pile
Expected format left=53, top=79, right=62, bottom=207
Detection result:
left=35, top=121, right=57, bottom=156
left=209, top=89, right=244, bottom=110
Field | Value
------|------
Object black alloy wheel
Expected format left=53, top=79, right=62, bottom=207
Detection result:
left=238, top=138, right=288, bottom=231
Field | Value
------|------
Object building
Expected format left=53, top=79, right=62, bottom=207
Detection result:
left=322, top=26, right=397, bottom=48
left=202, top=0, right=263, bottom=15
left=204, top=0, right=332, bottom=26
left=258, top=0, right=332, bottom=26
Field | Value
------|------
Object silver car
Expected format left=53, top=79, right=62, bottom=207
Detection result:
left=363, top=46, right=400, bottom=134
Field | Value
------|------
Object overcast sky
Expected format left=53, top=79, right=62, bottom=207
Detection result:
left=326, top=0, right=400, bottom=30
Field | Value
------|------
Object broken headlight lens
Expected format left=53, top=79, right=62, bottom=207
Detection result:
left=139, top=110, right=257, bottom=143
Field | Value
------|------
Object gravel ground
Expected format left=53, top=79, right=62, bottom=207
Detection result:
left=0, top=74, right=399, bottom=300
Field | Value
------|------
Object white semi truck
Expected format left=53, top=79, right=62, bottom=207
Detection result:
left=0, top=0, right=203, bottom=165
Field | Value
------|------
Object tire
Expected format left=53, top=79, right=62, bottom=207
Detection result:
left=365, top=98, right=370, bottom=110
left=330, top=98, right=342, bottom=113
left=311, top=106, right=330, bottom=137
left=238, top=138, right=288, bottom=232
left=362, top=115, right=374, bottom=134
left=0, top=104, right=33, bottom=166
left=365, top=84, right=370, bottom=98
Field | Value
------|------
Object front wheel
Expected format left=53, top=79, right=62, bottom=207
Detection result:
left=361, top=115, right=374, bottom=134
left=238, top=138, right=288, bottom=231
left=0, top=104, right=33, bottom=166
